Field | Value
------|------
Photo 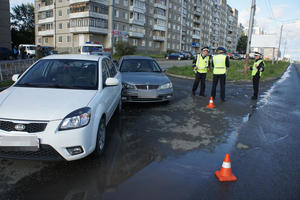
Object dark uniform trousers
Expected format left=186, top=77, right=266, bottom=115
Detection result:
left=252, top=73, right=260, bottom=98
left=211, top=74, right=226, bottom=100
left=192, top=72, right=206, bottom=95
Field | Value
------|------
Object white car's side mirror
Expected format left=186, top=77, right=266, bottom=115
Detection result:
left=12, top=74, right=20, bottom=82
left=105, top=77, right=119, bottom=86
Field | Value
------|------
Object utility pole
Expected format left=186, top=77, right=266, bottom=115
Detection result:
left=283, top=38, right=287, bottom=59
left=276, top=24, right=283, bottom=64
left=244, top=0, right=256, bottom=75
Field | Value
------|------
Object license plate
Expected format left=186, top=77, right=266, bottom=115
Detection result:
left=0, top=136, right=39, bottom=151
left=138, top=90, right=157, bottom=98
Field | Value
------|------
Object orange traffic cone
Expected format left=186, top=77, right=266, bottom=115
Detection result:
left=215, top=153, right=237, bottom=182
left=206, top=97, right=216, bottom=108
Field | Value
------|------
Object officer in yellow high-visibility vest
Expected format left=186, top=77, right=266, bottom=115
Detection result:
left=210, top=47, right=230, bottom=102
left=249, top=52, right=265, bottom=100
left=192, top=47, right=211, bottom=96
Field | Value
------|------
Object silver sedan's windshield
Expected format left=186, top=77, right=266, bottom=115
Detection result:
left=120, top=59, right=162, bottom=72
left=15, top=59, right=98, bottom=90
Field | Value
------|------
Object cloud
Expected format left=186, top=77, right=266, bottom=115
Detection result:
left=272, top=4, right=289, bottom=19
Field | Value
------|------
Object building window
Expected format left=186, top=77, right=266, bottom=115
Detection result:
left=132, top=39, right=137, bottom=46
left=122, top=25, right=126, bottom=31
left=58, top=23, right=62, bottom=29
left=58, top=36, right=62, bottom=43
left=38, top=38, right=41, bottom=43
left=67, top=22, right=70, bottom=28
left=142, top=40, right=145, bottom=47
left=67, top=9, right=70, bottom=15
left=114, top=9, right=119, bottom=17
left=59, top=0, right=62, bottom=2
left=115, top=0, right=119, bottom=4
left=45, top=38, right=48, bottom=43
left=149, top=41, right=152, bottom=47
left=125, top=12, right=128, bottom=19
left=67, top=36, right=71, bottom=42
left=124, top=0, right=128, bottom=6
left=58, top=10, right=62, bottom=16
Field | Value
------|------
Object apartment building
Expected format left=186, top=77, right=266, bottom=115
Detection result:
left=0, top=0, right=11, bottom=49
left=35, top=0, right=241, bottom=54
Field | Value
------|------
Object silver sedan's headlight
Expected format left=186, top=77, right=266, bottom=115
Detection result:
left=158, top=82, right=173, bottom=90
left=122, top=82, right=136, bottom=89
left=59, top=107, right=91, bottom=131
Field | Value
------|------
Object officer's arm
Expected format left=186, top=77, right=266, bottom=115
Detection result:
left=192, top=57, right=196, bottom=67
left=258, top=62, right=265, bottom=72
left=226, top=56, right=230, bottom=68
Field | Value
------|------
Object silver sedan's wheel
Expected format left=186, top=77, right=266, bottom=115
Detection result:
left=95, top=118, right=106, bottom=156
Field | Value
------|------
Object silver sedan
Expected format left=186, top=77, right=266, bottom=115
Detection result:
left=119, top=56, right=173, bottom=102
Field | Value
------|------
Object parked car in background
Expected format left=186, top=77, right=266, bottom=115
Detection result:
left=18, top=44, right=37, bottom=58
left=0, top=47, right=12, bottom=60
left=41, top=46, right=57, bottom=56
left=231, top=53, right=243, bottom=60
left=119, top=56, right=173, bottom=102
left=0, top=54, right=122, bottom=161
left=165, top=52, right=186, bottom=60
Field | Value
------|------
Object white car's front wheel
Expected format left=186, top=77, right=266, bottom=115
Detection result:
left=95, top=117, right=106, bottom=156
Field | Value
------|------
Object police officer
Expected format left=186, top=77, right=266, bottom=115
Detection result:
left=210, top=47, right=230, bottom=102
left=192, top=47, right=211, bottom=96
left=249, top=52, right=265, bottom=100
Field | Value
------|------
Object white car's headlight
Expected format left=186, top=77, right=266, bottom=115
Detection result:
left=158, top=82, right=173, bottom=90
left=122, top=82, right=136, bottom=89
left=59, top=107, right=91, bottom=131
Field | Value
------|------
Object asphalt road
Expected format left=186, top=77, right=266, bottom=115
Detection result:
left=1, top=64, right=300, bottom=200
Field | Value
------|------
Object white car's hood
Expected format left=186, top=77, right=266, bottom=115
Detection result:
left=0, top=87, right=97, bottom=121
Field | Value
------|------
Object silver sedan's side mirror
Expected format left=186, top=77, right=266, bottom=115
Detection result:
left=12, top=74, right=20, bottom=82
left=105, top=77, right=119, bottom=86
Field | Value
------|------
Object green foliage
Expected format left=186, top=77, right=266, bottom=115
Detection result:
left=167, top=60, right=290, bottom=81
left=0, top=80, right=14, bottom=89
left=236, top=33, right=248, bottom=54
left=10, top=3, right=35, bottom=46
left=114, top=41, right=136, bottom=56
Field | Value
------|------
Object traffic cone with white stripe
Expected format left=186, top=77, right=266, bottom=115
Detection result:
left=206, top=97, right=216, bottom=108
left=215, top=153, right=237, bottom=182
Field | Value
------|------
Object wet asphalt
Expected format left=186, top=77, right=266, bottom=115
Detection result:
left=1, top=64, right=300, bottom=200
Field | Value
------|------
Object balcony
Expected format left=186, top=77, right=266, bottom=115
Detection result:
left=153, top=24, right=166, bottom=32
left=153, top=35, right=165, bottom=41
left=154, top=14, right=167, bottom=21
left=154, top=3, right=166, bottom=10
left=192, top=34, right=201, bottom=40
left=129, top=5, right=146, bottom=13
left=129, top=18, right=145, bottom=26
left=70, top=11, right=108, bottom=20
left=38, top=4, right=54, bottom=12
left=38, top=29, right=54, bottom=36
left=38, top=17, right=54, bottom=24
left=70, top=26, right=108, bottom=34
left=69, top=0, right=109, bottom=5
left=193, top=27, right=201, bottom=32
left=193, top=19, right=201, bottom=24
left=129, top=31, right=145, bottom=38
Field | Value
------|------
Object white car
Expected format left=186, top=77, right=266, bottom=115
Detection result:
left=0, top=54, right=122, bottom=161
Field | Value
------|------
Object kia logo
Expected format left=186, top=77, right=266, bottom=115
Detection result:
left=15, top=124, right=26, bottom=131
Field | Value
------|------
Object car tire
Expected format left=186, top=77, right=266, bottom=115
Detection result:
left=95, top=117, right=106, bottom=157
left=117, top=98, right=122, bottom=114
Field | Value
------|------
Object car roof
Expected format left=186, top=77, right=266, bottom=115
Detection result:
left=40, top=54, right=106, bottom=61
left=121, top=55, right=153, bottom=60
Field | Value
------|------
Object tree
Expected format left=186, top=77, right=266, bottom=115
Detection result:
left=236, top=33, right=248, bottom=54
left=10, top=3, right=35, bottom=46
left=114, top=41, right=136, bottom=56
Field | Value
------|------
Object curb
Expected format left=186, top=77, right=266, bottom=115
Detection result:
left=166, top=72, right=278, bottom=84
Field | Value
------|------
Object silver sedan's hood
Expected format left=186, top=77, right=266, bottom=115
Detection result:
left=121, top=72, right=170, bottom=85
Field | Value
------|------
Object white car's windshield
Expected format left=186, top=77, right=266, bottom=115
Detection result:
left=120, top=59, right=161, bottom=72
left=27, top=46, right=36, bottom=50
left=15, top=59, right=98, bottom=90
left=82, top=46, right=103, bottom=53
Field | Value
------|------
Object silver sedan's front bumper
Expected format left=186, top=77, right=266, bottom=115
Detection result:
left=122, top=88, right=173, bottom=102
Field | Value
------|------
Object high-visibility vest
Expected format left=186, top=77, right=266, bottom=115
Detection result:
left=196, top=54, right=209, bottom=73
left=213, top=54, right=227, bottom=74
left=252, top=59, right=264, bottom=77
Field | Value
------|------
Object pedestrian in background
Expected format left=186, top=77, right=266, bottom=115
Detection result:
left=13, top=45, right=18, bottom=59
left=192, top=47, right=211, bottom=96
left=210, top=47, right=230, bottom=102
left=20, top=46, right=25, bottom=59
left=249, top=52, right=265, bottom=100
left=35, top=45, right=43, bottom=60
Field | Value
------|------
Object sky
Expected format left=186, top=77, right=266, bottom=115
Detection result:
left=9, top=0, right=300, bottom=60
